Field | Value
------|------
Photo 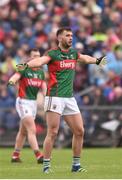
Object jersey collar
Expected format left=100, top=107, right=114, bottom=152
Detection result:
left=58, top=46, right=70, bottom=53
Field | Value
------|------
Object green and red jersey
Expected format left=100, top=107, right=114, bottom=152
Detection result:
left=47, top=47, right=79, bottom=97
left=17, top=67, right=45, bottom=100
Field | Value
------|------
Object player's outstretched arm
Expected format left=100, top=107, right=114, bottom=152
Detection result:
left=16, top=56, right=51, bottom=71
left=7, top=72, right=21, bottom=86
left=27, top=56, right=51, bottom=68
left=78, top=54, right=107, bottom=66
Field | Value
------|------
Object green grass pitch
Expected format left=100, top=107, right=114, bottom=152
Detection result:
left=0, top=147, right=122, bottom=179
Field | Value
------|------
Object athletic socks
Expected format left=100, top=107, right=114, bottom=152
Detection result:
left=11, top=149, right=22, bottom=162
left=34, top=150, right=43, bottom=160
left=72, top=156, right=80, bottom=166
left=12, top=149, right=21, bottom=159
left=72, top=156, right=87, bottom=172
left=43, top=159, right=51, bottom=173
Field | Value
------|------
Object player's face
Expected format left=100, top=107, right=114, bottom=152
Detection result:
left=30, top=51, right=40, bottom=58
left=61, top=30, right=73, bottom=48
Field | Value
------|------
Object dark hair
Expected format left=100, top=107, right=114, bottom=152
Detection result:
left=56, top=27, right=72, bottom=37
left=27, top=48, right=40, bottom=55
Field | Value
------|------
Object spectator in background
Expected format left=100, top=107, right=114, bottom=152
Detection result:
left=108, top=86, right=122, bottom=105
left=106, top=44, right=122, bottom=76
left=1, top=54, right=16, bottom=78
left=0, top=79, right=17, bottom=130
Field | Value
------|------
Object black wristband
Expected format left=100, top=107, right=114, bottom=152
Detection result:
left=96, top=57, right=102, bottom=65
left=24, top=63, right=28, bottom=67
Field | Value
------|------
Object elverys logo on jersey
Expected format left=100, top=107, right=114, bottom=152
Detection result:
left=49, top=60, right=76, bottom=71
left=60, top=60, right=75, bottom=69
left=27, top=79, right=42, bottom=87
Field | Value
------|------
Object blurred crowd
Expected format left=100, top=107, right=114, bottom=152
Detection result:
left=0, top=0, right=122, bottom=146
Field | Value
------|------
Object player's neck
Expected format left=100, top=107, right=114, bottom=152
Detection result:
left=58, top=44, right=70, bottom=52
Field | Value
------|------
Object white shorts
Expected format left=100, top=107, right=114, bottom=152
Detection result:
left=44, top=96, right=80, bottom=115
left=16, top=97, right=37, bottom=120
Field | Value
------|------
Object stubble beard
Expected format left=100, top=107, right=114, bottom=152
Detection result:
left=62, top=41, right=72, bottom=50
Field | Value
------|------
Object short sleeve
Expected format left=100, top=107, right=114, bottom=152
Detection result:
left=16, top=68, right=26, bottom=76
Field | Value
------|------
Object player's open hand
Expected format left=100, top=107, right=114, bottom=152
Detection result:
left=7, top=81, right=15, bottom=87
left=96, top=56, right=107, bottom=67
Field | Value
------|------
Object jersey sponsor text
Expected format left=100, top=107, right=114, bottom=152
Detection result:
left=60, top=60, right=75, bottom=69
left=27, top=79, right=42, bottom=87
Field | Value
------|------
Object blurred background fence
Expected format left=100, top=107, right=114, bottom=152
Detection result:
left=0, top=105, right=122, bottom=148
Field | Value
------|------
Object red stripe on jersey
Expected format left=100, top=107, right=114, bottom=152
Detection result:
left=77, top=52, right=80, bottom=59
left=18, top=79, right=27, bottom=98
left=47, top=72, right=57, bottom=96
left=48, top=59, right=76, bottom=72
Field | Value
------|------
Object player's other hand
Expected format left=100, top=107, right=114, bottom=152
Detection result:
left=16, top=63, right=28, bottom=72
left=7, top=81, right=15, bottom=87
left=96, top=56, right=107, bottom=67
